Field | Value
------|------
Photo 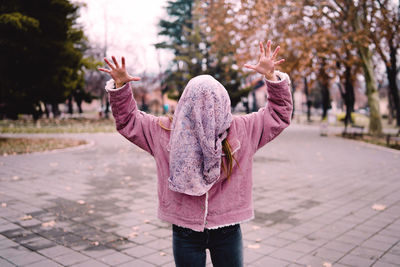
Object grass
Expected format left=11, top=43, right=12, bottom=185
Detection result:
left=0, top=137, right=88, bottom=156
left=0, top=117, right=116, bottom=133
left=339, top=134, right=400, bottom=150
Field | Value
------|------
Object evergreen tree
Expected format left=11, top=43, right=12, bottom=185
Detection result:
left=0, top=0, right=88, bottom=119
left=156, top=0, right=250, bottom=107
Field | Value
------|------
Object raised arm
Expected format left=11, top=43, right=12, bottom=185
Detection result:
left=99, top=56, right=159, bottom=155
left=240, top=40, right=293, bottom=152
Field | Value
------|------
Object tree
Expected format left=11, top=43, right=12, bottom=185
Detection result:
left=369, top=0, right=400, bottom=127
left=156, top=0, right=250, bottom=107
left=0, top=0, right=88, bottom=119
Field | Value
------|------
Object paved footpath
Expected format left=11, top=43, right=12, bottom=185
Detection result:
left=0, top=124, right=399, bottom=267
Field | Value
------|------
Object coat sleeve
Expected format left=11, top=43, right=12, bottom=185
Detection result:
left=107, top=82, right=159, bottom=155
left=237, top=72, right=293, bottom=153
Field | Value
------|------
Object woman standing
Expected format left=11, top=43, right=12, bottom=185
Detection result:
left=99, top=40, right=292, bottom=267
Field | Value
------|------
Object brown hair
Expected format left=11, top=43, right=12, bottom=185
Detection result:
left=159, top=118, right=236, bottom=179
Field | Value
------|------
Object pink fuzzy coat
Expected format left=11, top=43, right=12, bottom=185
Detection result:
left=107, top=73, right=293, bottom=231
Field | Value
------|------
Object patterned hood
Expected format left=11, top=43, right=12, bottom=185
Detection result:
left=168, top=75, right=232, bottom=196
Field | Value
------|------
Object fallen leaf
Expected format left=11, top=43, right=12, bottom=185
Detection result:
left=124, top=176, right=132, bottom=181
left=92, top=241, right=99, bottom=246
left=160, top=252, right=167, bottom=256
left=88, top=210, right=94, bottom=214
left=323, top=262, right=332, bottom=267
left=77, top=200, right=85, bottom=205
left=42, top=220, right=56, bottom=227
left=128, top=232, right=138, bottom=238
left=247, top=244, right=260, bottom=249
left=1, top=203, right=6, bottom=208
left=255, top=238, right=262, bottom=243
left=372, top=204, right=386, bottom=211
left=20, top=215, right=32, bottom=221
left=144, top=219, right=150, bottom=223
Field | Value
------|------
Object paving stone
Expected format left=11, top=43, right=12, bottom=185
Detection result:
left=141, top=251, right=174, bottom=266
left=80, top=245, right=115, bottom=258
left=38, top=245, right=75, bottom=258
left=322, top=240, right=357, bottom=253
left=380, top=252, right=400, bottom=265
left=284, top=241, right=318, bottom=254
left=123, top=245, right=157, bottom=258
left=361, top=239, right=395, bottom=252
left=24, top=259, right=62, bottom=267
left=338, top=254, right=376, bottom=267
left=310, top=247, right=344, bottom=262
left=269, top=248, right=304, bottom=262
left=350, top=246, right=384, bottom=261
left=8, top=251, right=47, bottom=266
left=0, top=258, right=16, bottom=267
left=243, top=249, right=264, bottom=265
left=53, top=251, right=90, bottom=266
left=252, top=255, right=291, bottom=267
left=98, top=251, right=134, bottom=265
left=0, top=246, right=30, bottom=258
left=69, top=259, right=109, bottom=267
left=145, top=238, right=171, bottom=250
left=117, top=259, right=155, bottom=267
left=297, top=255, right=332, bottom=266
left=372, top=260, right=400, bottom=267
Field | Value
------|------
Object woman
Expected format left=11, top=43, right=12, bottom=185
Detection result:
left=99, top=40, right=292, bottom=267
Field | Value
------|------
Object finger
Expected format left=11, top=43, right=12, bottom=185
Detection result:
left=266, top=40, right=272, bottom=58
left=121, top=56, right=126, bottom=69
left=244, top=64, right=256, bottom=70
left=129, top=76, right=141, bottom=81
left=271, top=46, right=280, bottom=60
left=112, top=56, right=120, bottom=69
left=98, top=67, right=111, bottom=73
left=104, top=58, right=115, bottom=69
left=274, top=58, right=285, bottom=65
left=259, top=41, right=265, bottom=57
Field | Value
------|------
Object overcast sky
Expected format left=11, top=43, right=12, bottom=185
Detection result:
left=74, top=0, right=173, bottom=74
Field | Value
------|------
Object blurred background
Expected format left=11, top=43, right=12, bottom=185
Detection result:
left=1, top=0, right=399, bottom=152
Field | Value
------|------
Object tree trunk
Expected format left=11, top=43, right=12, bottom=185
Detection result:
left=252, top=90, right=257, bottom=112
left=386, top=46, right=400, bottom=127
left=67, top=95, right=73, bottom=114
left=304, top=77, right=312, bottom=122
left=344, top=65, right=355, bottom=127
left=359, top=45, right=383, bottom=135
left=319, top=60, right=330, bottom=121
left=51, top=103, right=60, bottom=118
left=44, top=103, right=50, bottom=118
left=104, top=99, right=110, bottom=119
left=351, top=2, right=382, bottom=135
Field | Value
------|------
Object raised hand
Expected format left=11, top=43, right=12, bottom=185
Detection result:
left=98, top=56, right=141, bottom=88
left=244, top=40, right=285, bottom=81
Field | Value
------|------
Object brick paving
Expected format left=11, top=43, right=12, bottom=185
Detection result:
left=0, top=124, right=399, bottom=267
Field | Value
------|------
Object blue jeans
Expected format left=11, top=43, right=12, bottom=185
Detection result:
left=172, top=224, right=243, bottom=267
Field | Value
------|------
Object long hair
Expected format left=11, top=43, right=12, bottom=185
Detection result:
left=159, top=118, right=236, bottom=179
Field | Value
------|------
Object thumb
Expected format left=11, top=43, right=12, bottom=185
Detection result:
left=129, top=76, right=141, bottom=82
left=244, top=64, right=256, bottom=70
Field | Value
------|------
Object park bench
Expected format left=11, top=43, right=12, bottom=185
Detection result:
left=386, top=129, right=400, bottom=146
left=342, top=125, right=365, bottom=138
